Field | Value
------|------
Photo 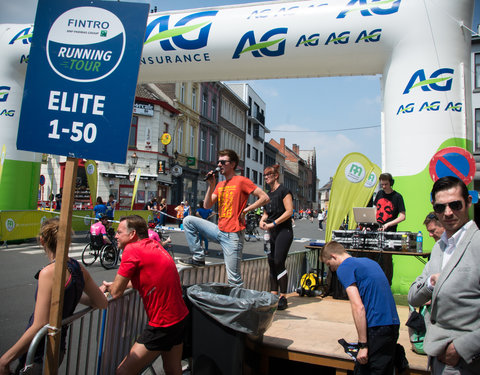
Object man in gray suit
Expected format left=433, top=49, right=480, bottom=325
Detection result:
left=408, top=176, right=480, bottom=374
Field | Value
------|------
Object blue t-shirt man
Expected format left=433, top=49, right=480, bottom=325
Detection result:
left=337, top=257, right=399, bottom=328
left=322, top=242, right=400, bottom=375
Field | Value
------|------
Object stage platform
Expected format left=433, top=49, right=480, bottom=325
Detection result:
left=247, top=294, right=428, bottom=375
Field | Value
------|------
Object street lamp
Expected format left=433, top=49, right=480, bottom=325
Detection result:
left=128, top=152, right=138, bottom=176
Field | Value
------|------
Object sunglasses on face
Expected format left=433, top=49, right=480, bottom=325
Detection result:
left=264, top=173, right=274, bottom=177
left=217, top=160, right=230, bottom=165
left=432, top=200, right=463, bottom=214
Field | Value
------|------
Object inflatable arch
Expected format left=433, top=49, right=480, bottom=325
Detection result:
left=0, top=0, right=474, bottom=224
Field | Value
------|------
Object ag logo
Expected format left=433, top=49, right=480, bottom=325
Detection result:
left=337, top=0, right=401, bottom=18
left=233, top=27, right=287, bottom=59
left=9, top=26, right=33, bottom=45
left=364, top=171, right=377, bottom=188
left=144, top=11, right=218, bottom=50
left=0, top=86, right=11, bottom=102
left=47, top=7, right=126, bottom=82
left=403, top=68, right=454, bottom=94
left=5, top=218, right=15, bottom=232
left=345, top=162, right=366, bottom=183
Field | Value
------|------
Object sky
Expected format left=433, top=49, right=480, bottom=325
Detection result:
left=2, top=0, right=479, bottom=187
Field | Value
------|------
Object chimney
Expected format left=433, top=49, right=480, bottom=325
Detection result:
left=293, top=144, right=299, bottom=154
left=280, top=138, right=285, bottom=153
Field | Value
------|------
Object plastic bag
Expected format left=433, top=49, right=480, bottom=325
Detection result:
left=187, top=283, right=278, bottom=336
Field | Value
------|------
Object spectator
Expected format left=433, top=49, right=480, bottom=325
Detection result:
left=102, top=216, right=188, bottom=375
left=183, top=201, right=191, bottom=218
left=318, top=209, right=325, bottom=231
left=0, top=218, right=107, bottom=374
left=158, top=198, right=167, bottom=226
left=55, top=188, right=62, bottom=211
left=94, top=197, right=107, bottom=219
left=259, top=164, right=294, bottom=310
left=144, top=197, right=157, bottom=211
left=106, top=194, right=116, bottom=220
left=174, top=202, right=185, bottom=228
left=179, top=149, right=269, bottom=286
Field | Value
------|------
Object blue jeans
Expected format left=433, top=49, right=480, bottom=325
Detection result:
left=183, top=215, right=244, bottom=286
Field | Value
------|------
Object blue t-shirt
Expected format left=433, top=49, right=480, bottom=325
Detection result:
left=196, top=207, right=213, bottom=220
left=337, top=257, right=399, bottom=328
left=94, top=204, right=107, bottom=219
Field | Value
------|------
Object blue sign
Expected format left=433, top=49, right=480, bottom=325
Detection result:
left=17, top=0, right=149, bottom=163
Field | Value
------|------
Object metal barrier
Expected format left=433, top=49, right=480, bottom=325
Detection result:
left=23, top=249, right=317, bottom=374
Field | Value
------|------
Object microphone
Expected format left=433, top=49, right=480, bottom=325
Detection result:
left=203, top=167, right=220, bottom=181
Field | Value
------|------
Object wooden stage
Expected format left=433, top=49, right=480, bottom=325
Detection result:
left=247, top=294, right=429, bottom=375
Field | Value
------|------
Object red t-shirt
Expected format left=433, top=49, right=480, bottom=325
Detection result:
left=213, top=175, right=257, bottom=232
left=118, top=238, right=188, bottom=327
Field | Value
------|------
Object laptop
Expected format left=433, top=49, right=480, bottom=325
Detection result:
left=352, top=207, right=379, bottom=225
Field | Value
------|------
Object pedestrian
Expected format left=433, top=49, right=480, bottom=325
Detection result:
left=158, top=198, right=167, bottom=226
left=322, top=241, right=400, bottom=375
left=94, top=196, right=107, bottom=219
left=318, top=209, right=324, bottom=231
left=195, top=200, right=214, bottom=254
left=106, top=194, right=116, bottom=220
left=408, top=176, right=480, bottom=374
left=179, top=149, right=269, bottom=286
left=174, top=202, right=185, bottom=228
left=259, top=164, right=294, bottom=310
left=102, top=215, right=188, bottom=375
left=0, top=218, right=107, bottom=375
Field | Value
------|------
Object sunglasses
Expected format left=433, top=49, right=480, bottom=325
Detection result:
left=432, top=200, right=463, bottom=214
left=264, top=172, right=275, bottom=177
left=217, top=160, right=230, bottom=165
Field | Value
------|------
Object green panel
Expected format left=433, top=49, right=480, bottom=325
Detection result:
left=0, top=159, right=40, bottom=210
left=390, top=138, right=470, bottom=294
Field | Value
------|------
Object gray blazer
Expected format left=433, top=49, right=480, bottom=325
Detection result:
left=408, top=222, right=480, bottom=372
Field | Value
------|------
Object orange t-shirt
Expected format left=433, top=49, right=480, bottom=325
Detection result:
left=213, top=175, right=257, bottom=232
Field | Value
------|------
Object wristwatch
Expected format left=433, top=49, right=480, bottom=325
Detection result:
left=358, top=342, right=368, bottom=349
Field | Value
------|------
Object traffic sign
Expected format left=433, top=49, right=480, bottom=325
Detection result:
left=16, top=0, right=149, bottom=164
left=429, top=147, right=476, bottom=185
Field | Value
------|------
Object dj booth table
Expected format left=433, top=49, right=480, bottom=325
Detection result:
left=305, top=243, right=431, bottom=288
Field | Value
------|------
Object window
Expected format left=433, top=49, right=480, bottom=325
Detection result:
left=128, top=116, right=138, bottom=148
left=202, top=93, right=208, bottom=116
left=259, top=173, right=262, bottom=183
left=200, top=130, right=207, bottom=161
left=247, top=122, right=251, bottom=135
left=209, top=134, right=216, bottom=162
left=177, top=123, right=183, bottom=153
left=190, top=126, right=195, bottom=154
left=192, top=87, right=197, bottom=110
left=247, top=144, right=251, bottom=158
left=248, top=96, right=252, bottom=116
left=246, top=167, right=250, bottom=179
left=260, top=151, right=263, bottom=164
left=476, top=108, right=480, bottom=152
left=211, top=99, right=217, bottom=121
left=476, top=53, right=480, bottom=90
left=252, top=147, right=258, bottom=162
left=180, top=83, right=185, bottom=103
left=252, top=170, right=258, bottom=185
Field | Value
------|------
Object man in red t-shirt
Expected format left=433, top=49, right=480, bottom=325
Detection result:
left=102, top=215, right=188, bottom=375
left=179, top=149, right=269, bottom=286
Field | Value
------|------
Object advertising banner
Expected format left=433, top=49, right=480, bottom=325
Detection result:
left=85, top=160, right=97, bottom=205
left=325, top=153, right=376, bottom=241
left=16, top=0, right=149, bottom=163
left=131, top=168, right=141, bottom=210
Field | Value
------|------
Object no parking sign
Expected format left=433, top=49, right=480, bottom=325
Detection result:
left=429, top=147, right=476, bottom=185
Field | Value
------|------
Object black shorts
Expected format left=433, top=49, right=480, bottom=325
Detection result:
left=137, top=317, right=187, bottom=352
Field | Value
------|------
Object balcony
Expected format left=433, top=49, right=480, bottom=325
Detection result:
left=249, top=109, right=265, bottom=125
left=253, top=123, right=265, bottom=141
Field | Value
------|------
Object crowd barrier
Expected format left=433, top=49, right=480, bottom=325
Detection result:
left=23, top=249, right=315, bottom=374
left=0, top=210, right=158, bottom=242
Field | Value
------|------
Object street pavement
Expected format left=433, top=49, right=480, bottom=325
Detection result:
left=0, top=217, right=325, bottom=366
